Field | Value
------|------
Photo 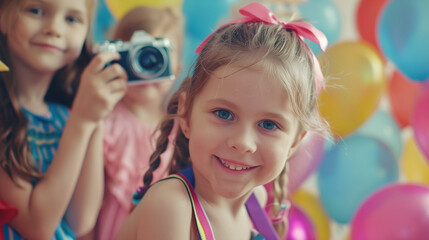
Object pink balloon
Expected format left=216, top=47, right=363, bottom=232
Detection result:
left=412, top=82, right=429, bottom=162
left=288, top=132, right=325, bottom=193
left=351, top=183, right=429, bottom=240
left=287, top=204, right=316, bottom=240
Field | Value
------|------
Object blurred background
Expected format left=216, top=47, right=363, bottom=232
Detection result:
left=92, top=0, right=429, bottom=239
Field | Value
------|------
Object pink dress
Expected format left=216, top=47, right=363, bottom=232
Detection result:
left=95, top=102, right=175, bottom=240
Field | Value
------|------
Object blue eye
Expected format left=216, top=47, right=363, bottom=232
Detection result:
left=214, top=109, right=233, bottom=120
left=28, top=7, right=43, bottom=15
left=259, top=120, right=278, bottom=130
left=66, top=16, right=81, bottom=23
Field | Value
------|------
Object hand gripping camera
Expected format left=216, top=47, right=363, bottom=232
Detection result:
left=93, top=30, right=174, bottom=85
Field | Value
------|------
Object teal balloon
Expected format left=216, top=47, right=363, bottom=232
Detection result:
left=317, top=135, right=399, bottom=224
left=174, top=34, right=200, bottom=89
left=356, top=110, right=403, bottom=161
left=183, top=0, right=239, bottom=40
left=92, top=0, right=116, bottom=43
left=378, top=0, right=429, bottom=81
left=298, top=0, right=341, bottom=55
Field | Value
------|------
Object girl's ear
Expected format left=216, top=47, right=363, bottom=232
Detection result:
left=288, top=130, right=307, bottom=157
left=178, top=92, right=190, bottom=139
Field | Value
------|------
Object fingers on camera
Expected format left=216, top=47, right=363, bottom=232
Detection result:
left=92, top=52, right=120, bottom=73
left=98, top=63, right=126, bottom=84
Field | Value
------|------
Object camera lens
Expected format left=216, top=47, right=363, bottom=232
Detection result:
left=131, top=46, right=166, bottom=79
left=139, top=48, right=162, bottom=69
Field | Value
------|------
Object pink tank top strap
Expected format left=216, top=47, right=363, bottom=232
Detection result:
left=165, top=173, right=216, bottom=240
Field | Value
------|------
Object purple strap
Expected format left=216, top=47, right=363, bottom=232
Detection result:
left=245, top=194, right=280, bottom=240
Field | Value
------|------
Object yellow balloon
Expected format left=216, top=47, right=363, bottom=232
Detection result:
left=106, top=0, right=182, bottom=19
left=291, top=189, right=331, bottom=240
left=318, top=41, right=386, bottom=138
left=402, top=136, right=429, bottom=184
left=0, top=60, right=9, bottom=71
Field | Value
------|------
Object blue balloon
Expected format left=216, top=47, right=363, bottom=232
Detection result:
left=298, top=0, right=341, bottom=55
left=317, top=135, right=399, bottom=224
left=183, top=0, right=239, bottom=40
left=378, top=0, right=429, bottom=81
left=174, top=34, right=200, bottom=90
left=92, top=0, right=116, bottom=43
left=355, top=110, right=403, bottom=161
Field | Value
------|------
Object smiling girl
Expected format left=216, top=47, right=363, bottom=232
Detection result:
left=117, top=2, right=330, bottom=240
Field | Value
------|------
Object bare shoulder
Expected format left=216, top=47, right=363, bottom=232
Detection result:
left=0, top=166, right=34, bottom=232
left=116, top=178, right=194, bottom=240
left=0, top=167, right=32, bottom=212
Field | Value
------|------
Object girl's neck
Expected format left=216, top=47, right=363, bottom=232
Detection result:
left=121, top=97, right=165, bottom=127
left=194, top=184, right=254, bottom=240
left=194, top=176, right=251, bottom=216
left=13, top=63, right=54, bottom=115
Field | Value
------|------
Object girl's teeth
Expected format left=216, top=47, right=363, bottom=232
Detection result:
left=220, top=159, right=250, bottom=171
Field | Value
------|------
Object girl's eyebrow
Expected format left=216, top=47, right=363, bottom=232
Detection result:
left=68, top=8, right=87, bottom=17
left=26, top=0, right=87, bottom=15
left=206, top=98, right=238, bottom=109
left=27, top=0, right=47, bottom=4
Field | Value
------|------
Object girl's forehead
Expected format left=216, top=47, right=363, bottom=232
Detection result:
left=211, top=60, right=284, bottom=86
left=24, top=0, right=91, bottom=11
left=206, top=64, right=288, bottom=99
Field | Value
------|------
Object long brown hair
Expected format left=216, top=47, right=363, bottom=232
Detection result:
left=0, top=0, right=97, bottom=183
left=142, top=21, right=330, bottom=238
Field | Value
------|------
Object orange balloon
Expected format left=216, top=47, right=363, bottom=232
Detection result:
left=388, top=70, right=422, bottom=128
left=402, top=136, right=429, bottom=184
left=292, top=190, right=331, bottom=240
left=106, top=0, right=182, bottom=19
left=318, top=41, right=386, bottom=137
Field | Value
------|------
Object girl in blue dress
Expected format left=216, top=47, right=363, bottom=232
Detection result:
left=0, top=0, right=127, bottom=239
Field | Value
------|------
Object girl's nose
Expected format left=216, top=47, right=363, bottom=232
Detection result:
left=227, top=125, right=257, bottom=154
left=42, top=17, right=63, bottom=37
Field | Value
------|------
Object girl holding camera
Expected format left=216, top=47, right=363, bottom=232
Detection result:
left=0, top=0, right=127, bottom=238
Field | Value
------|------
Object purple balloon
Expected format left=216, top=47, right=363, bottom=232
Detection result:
left=412, top=83, right=429, bottom=163
left=287, top=204, right=316, bottom=240
left=351, top=183, right=429, bottom=240
left=288, top=132, right=325, bottom=193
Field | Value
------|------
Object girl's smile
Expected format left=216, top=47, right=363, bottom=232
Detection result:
left=215, top=155, right=256, bottom=172
left=32, top=42, right=64, bottom=52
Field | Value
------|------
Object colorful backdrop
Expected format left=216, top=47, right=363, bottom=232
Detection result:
left=92, top=0, right=429, bottom=239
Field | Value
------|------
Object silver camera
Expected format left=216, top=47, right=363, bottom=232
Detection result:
left=93, top=30, right=174, bottom=85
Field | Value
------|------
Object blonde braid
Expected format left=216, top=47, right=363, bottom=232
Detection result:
left=270, top=162, right=289, bottom=238
left=142, top=91, right=180, bottom=186
left=142, top=116, right=175, bottom=188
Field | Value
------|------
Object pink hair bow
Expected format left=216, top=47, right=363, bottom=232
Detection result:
left=195, top=2, right=328, bottom=93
